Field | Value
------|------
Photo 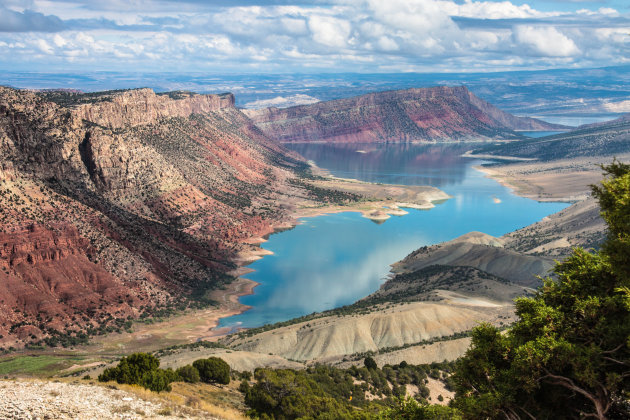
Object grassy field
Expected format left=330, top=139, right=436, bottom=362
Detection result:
left=0, top=355, right=89, bottom=377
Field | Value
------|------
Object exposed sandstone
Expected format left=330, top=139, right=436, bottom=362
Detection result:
left=72, top=89, right=235, bottom=130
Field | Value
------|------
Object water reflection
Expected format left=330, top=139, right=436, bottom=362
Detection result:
left=287, top=143, right=471, bottom=188
left=218, top=144, right=568, bottom=328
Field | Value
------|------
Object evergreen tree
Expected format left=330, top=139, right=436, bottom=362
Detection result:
left=453, top=161, right=630, bottom=419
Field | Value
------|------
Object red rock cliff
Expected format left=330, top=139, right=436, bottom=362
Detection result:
left=244, top=86, right=567, bottom=143
left=0, top=86, right=305, bottom=348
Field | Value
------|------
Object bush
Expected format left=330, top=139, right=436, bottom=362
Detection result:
left=380, top=396, right=462, bottom=419
left=141, top=369, right=173, bottom=392
left=99, top=353, right=160, bottom=385
left=193, top=357, right=230, bottom=385
left=176, top=365, right=200, bottom=383
left=98, top=352, right=175, bottom=392
left=364, top=356, right=377, bottom=370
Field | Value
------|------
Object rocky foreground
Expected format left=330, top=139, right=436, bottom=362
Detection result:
left=0, top=379, right=217, bottom=420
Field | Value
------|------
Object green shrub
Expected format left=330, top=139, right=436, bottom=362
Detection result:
left=379, top=396, right=462, bottom=419
left=175, top=365, right=200, bottom=383
left=99, top=353, right=160, bottom=385
left=98, top=352, right=175, bottom=392
left=364, top=356, right=377, bottom=370
left=193, top=357, right=230, bottom=385
left=141, top=369, right=173, bottom=392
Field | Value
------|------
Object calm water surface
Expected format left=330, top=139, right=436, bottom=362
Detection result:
left=218, top=144, right=568, bottom=328
left=519, top=131, right=564, bottom=138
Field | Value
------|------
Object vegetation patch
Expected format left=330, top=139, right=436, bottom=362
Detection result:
left=0, top=355, right=84, bottom=376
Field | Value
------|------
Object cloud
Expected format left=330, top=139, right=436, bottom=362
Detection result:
left=308, top=15, right=351, bottom=47
left=437, top=0, right=557, bottom=19
left=0, top=7, right=64, bottom=32
left=244, top=94, right=320, bottom=108
left=0, top=0, right=625, bottom=72
left=514, top=25, right=581, bottom=57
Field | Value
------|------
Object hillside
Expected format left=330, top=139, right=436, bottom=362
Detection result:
left=471, top=112, right=630, bottom=161
left=0, top=87, right=315, bottom=349
left=243, top=86, right=567, bottom=143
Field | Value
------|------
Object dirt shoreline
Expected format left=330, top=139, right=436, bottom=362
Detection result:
left=472, top=156, right=628, bottom=202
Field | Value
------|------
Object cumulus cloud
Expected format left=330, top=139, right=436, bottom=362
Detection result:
left=514, top=25, right=581, bottom=57
left=0, top=0, right=626, bottom=72
left=308, top=15, right=351, bottom=47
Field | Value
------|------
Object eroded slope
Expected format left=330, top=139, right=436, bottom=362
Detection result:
left=0, top=87, right=309, bottom=348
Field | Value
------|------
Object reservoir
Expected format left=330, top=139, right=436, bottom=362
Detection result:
left=218, top=143, right=568, bottom=328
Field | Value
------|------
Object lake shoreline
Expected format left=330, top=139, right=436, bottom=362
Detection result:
left=219, top=173, right=454, bottom=330
left=89, top=155, right=586, bottom=349
left=217, top=155, right=575, bottom=331
left=472, top=155, right=630, bottom=203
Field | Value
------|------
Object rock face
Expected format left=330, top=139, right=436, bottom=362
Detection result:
left=0, top=86, right=307, bottom=348
left=244, top=86, right=567, bottom=143
left=72, top=89, right=235, bottom=130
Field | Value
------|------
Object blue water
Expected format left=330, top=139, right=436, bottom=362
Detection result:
left=218, top=144, right=568, bottom=328
left=519, top=131, right=564, bottom=138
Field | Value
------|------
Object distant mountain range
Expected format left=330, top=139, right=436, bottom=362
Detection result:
left=472, top=113, right=630, bottom=161
left=244, top=86, right=568, bottom=143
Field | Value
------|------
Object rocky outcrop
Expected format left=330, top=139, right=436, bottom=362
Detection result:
left=0, top=86, right=307, bottom=348
left=0, top=379, right=213, bottom=419
left=72, top=89, right=235, bottom=129
left=460, top=89, right=569, bottom=131
left=0, top=224, right=138, bottom=338
left=244, top=86, right=567, bottom=143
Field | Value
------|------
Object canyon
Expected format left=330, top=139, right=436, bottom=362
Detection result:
left=0, top=86, right=315, bottom=348
left=0, top=84, right=613, bottom=365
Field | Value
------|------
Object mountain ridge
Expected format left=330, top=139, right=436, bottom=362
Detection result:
left=471, top=112, right=630, bottom=161
left=244, top=86, right=568, bottom=143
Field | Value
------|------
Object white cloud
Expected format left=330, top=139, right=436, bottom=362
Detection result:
left=446, top=0, right=566, bottom=19
left=52, top=33, right=65, bottom=47
left=308, top=15, right=351, bottom=48
left=34, top=38, right=53, bottom=53
left=281, top=17, right=308, bottom=35
left=0, top=0, right=626, bottom=72
left=514, top=26, right=581, bottom=57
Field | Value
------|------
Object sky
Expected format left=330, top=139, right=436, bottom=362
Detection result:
left=0, top=0, right=628, bottom=73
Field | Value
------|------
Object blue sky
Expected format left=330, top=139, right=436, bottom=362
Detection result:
left=0, top=0, right=628, bottom=73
